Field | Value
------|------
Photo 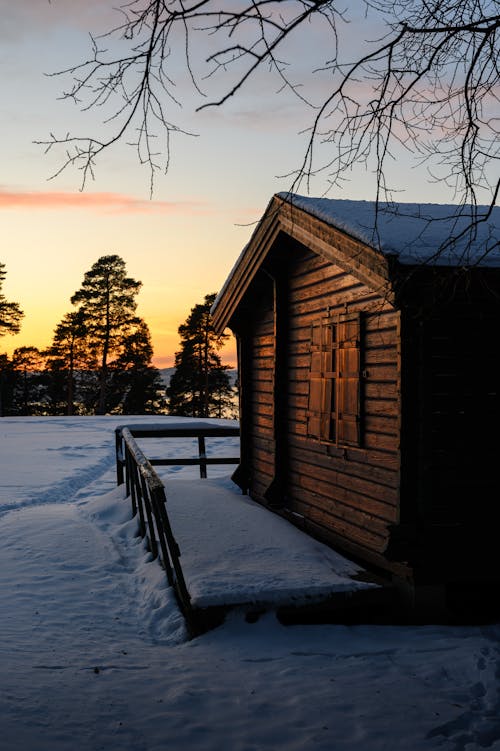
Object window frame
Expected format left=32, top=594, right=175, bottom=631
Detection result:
left=306, top=311, right=362, bottom=448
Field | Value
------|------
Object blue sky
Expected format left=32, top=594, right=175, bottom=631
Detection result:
left=0, top=1, right=460, bottom=366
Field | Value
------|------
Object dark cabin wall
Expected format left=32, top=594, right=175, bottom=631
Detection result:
left=390, top=268, right=500, bottom=584
left=409, top=270, right=500, bottom=527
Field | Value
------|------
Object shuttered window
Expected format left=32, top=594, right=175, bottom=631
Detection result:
left=307, top=313, right=361, bottom=447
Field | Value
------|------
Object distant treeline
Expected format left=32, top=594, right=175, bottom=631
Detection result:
left=0, top=358, right=164, bottom=417
left=0, top=258, right=237, bottom=418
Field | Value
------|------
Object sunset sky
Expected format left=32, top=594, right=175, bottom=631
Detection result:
left=0, top=1, right=461, bottom=367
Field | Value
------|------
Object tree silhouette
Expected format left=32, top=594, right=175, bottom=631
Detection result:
left=71, top=255, right=142, bottom=414
left=108, top=318, right=164, bottom=414
left=11, top=346, right=45, bottom=416
left=0, top=354, right=16, bottom=417
left=42, top=0, right=500, bottom=254
left=0, top=262, right=23, bottom=338
left=45, top=311, right=90, bottom=415
left=167, top=293, right=235, bottom=418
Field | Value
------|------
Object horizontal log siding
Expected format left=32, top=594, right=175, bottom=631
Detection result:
left=286, top=249, right=400, bottom=557
left=247, top=304, right=275, bottom=493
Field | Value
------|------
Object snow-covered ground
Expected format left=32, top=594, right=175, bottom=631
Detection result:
left=1, top=416, right=500, bottom=750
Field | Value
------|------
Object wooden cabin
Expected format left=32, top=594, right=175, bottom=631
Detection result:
left=211, top=193, right=500, bottom=611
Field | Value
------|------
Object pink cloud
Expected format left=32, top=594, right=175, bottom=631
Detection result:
left=0, top=189, right=208, bottom=215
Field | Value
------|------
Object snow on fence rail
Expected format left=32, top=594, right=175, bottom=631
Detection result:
left=115, top=423, right=240, bottom=483
left=114, top=424, right=240, bottom=636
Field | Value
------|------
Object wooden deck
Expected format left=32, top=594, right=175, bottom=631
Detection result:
left=115, top=423, right=395, bottom=635
left=161, top=475, right=395, bottom=631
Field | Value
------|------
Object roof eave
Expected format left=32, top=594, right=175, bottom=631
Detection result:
left=211, top=194, right=395, bottom=333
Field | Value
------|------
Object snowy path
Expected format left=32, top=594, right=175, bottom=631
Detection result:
left=2, top=417, right=500, bottom=751
left=0, top=503, right=135, bottom=657
left=0, top=497, right=183, bottom=750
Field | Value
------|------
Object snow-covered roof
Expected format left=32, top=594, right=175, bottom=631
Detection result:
left=278, top=193, right=500, bottom=267
left=211, top=192, right=500, bottom=330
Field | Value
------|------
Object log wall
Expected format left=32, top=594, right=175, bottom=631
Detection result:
left=284, top=246, right=400, bottom=559
left=238, top=240, right=402, bottom=564
left=239, top=273, right=276, bottom=500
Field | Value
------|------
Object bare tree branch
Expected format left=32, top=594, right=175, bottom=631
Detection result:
left=40, top=0, right=500, bottom=256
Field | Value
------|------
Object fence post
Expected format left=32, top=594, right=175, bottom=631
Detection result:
left=115, top=429, right=124, bottom=486
left=131, top=461, right=146, bottom=537
left=125, top=448, right=135, bottom=514
left=198, top=435, right=207, bottom=479
left=140, top=472, right=158, bottom=560
left=150, top=487, right=174, bottom=587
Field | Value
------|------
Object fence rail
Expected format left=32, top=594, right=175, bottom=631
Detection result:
left=116, top=425, right=240, bottom=484
left=115, top=424, right=240, bottom=636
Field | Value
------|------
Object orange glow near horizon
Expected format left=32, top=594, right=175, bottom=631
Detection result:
left=0, top=192, right=250, bottom=375
left=0, top=305, right=238, bottom=372
left=152, top=337, right=237, bottom=370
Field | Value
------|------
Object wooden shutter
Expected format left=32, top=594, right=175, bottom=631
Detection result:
left=337, top=314, right=361, bottom=447
left=307, top=320, right=334, bottom=441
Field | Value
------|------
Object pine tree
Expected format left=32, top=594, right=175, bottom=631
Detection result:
left=71, top=255, right=142, bottom=414
left=44, top=311, right=90, bottom=415
left=0, top=262, right=23, bottom=338
left=0, top=354, right=15, bottom=417
left=108, top=318, right=164, bottom=414
left=167, top=293, right=235, bottom=418
left=11, top=346, right=45, bottom=415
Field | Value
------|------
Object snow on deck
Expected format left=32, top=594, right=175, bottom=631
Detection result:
left=163, top=475, right=376, bottom=610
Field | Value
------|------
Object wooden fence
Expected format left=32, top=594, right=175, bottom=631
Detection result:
left=115, top=424, right=240, bottom=636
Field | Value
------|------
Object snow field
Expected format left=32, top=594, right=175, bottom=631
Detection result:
left=1, top=416, right=500, bottom=750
